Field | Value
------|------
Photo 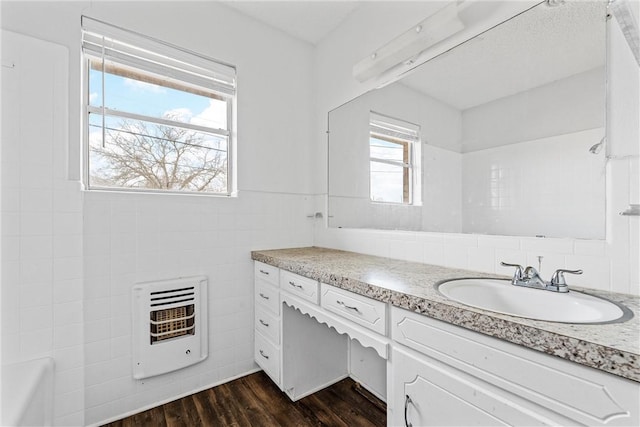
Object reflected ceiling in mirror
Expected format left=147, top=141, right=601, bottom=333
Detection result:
left=328, top=0, right=607, bottom=239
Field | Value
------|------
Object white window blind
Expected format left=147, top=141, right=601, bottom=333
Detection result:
left=370, top=112, right=420, bottom=145
left=81, top=16, right=236, bottom=96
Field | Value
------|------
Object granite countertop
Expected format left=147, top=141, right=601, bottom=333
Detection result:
left=251, top=246, right=640, bottom=383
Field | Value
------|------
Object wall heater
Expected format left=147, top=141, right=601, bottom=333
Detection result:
left=132, top=276, right=208, bottom=379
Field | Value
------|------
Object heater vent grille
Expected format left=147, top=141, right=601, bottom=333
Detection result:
left=133, top=276, right=208, bottom=379
left=150, top=286, right=195, bottom=307
left=150, top=304, right=195, bottom=344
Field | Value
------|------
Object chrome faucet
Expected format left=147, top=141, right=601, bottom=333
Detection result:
left=500, top=262, right=582, bottom=293
left=523, top=266, right=547, bottom=289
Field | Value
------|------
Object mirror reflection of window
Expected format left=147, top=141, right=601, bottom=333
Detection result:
left=369, top=112, right=421, bottom=205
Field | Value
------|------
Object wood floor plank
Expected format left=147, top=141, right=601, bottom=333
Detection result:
left=297, top=391, right=352, bottom=427
left=163, top=398, right=189, bottom=427
left=243, top=371, right=318, bottom=426
left=128, top=407, right=159, bottom=427
left=227, top=375, right=282, bottom=426
left=204, top=384, right=244, bottom=426
left=323, top=379, right=386, bottom=426
left=102, top=371, right=386, bottom=427
left=189, top=391, right=218, bottom=425
left=179, top=391, right=203, bottom=426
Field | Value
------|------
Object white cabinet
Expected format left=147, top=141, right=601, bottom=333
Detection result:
left=280, top=270, right=319, bottom=304
left=281, top=301, right=348, bottom=401
left=254, top=259, right=639, bottom=427
left=254, top=330, right=280, bottom=383
left=254, top=262, right=352, bottom=401
left=255, top=304, right=280, bottom=344
left=255, top=279, right=280, bottom=315
left=320, top=283, right=387, bottom=335
left=391, top=347, right=560, bottom=426
left=255, top=262, right=279, bottom=285
left=390, top=306, right=640, bottom=427
left=254, top=262, right=281, bottom=387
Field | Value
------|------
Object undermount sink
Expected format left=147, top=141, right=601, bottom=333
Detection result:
left=437, top=278, right=628, bottom=324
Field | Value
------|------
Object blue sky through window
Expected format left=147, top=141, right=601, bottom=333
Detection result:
left=89, top=67, right=227, bottom=130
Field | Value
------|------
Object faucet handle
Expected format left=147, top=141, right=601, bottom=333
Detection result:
left=523, top=266, right=540, bottom=279
left=550, top=269, right=583, bottom=286
left=501, top=262, right=524, bottom=282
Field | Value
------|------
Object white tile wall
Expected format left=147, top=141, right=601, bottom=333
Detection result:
left=81, top=190, right=314, bottom=425
left=1, top=30, right=85, bottom=425
left=461, top=128, right=606, bottom=239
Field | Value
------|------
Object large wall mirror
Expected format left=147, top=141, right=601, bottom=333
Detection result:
left=328, top=0, right=607, bottom=239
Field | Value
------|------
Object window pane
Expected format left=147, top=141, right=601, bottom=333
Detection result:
left=88, top=114, right=227, bottom=192
left=370, top=137, right=405, bottom=162
left=89, top=64, right=228, bottom=130
left=88, top=67, right=103, bottom=107
left=370, top=161, right=405, bottom=203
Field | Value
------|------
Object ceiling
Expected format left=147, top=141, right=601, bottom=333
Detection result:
left=399, top=0, right=607, bottom=110
left=222, top=0, right=607, bottom=111
left=222, top=1, right=360, bottom=45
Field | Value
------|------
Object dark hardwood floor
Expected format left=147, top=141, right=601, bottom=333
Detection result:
left=103, top=371, right=386, bottom=427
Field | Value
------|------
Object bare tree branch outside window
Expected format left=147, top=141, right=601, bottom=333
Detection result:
left=89, top=114, right=228, bottom=193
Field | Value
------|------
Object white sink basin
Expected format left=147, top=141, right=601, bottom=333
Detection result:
left=437, top=278, right=627, bottom=323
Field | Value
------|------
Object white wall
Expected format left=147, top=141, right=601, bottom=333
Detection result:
left=1, top=30, right=84, bottom=426
left=1, top=1, right=316, bottom=425
left=461, top=67, right=605, bottom=152
left=314, top=1, right=640, bottom=296
left=607, top=0, right=640, bottom=296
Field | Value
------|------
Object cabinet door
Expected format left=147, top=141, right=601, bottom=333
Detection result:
left=391, top=348, right=556, bottom=427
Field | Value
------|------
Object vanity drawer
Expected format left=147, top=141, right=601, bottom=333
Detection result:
left=255, top=305, right=280, bottom=344
left=280, top=271, right=319, bottom=304
left=255, top=331, right=280, bottom=385
left=320, top=283, right=387, bottom=336
left=255, top=279, right=280, bottom=315
left=254, top=261, right=279, bottom=286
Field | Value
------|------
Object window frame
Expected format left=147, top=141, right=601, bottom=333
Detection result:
left=369, top=112, right=421, bottom=205
left=81, top=16, right=237, bottom=196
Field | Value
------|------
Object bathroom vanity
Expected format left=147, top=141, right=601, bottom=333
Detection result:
left=251, top=247, right=640, bottom=427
